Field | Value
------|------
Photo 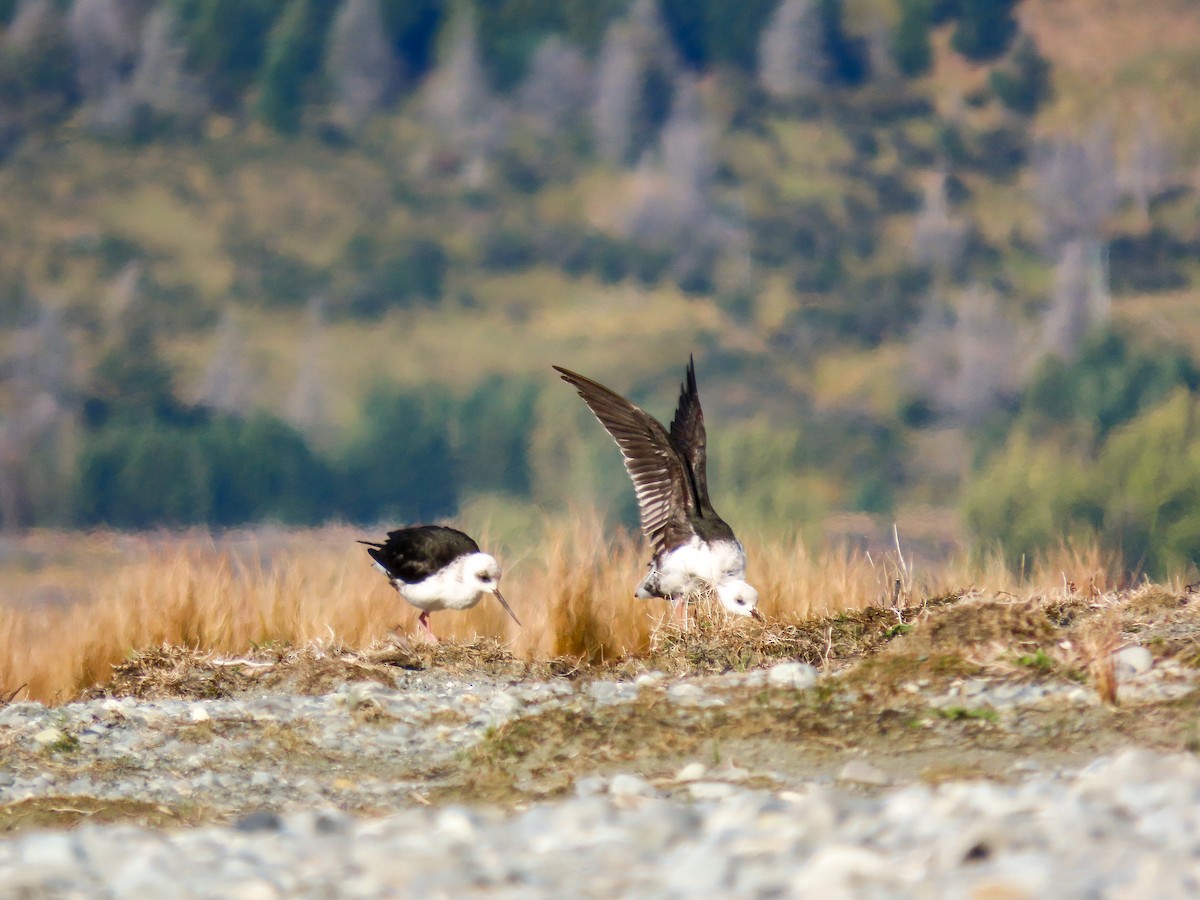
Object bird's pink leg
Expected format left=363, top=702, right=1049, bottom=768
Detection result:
left=418, top=611, right=439, bottom=644
left=674, top=598, right=689, bottom=630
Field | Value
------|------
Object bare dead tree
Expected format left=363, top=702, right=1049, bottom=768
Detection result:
left=6, top=0, right=58, bottom=51
left=620, top=75, right=747, bottom=290
left=0, top=302, right=75, bottom=529
left=197, top=308, right=254, bottom=415
left=325, top=0, right=397, bottom=132
left=950, top=285, right=1026, bottom=425
left=128, top=5, right=207, bottom=125
left=909, top=285, right=1029, bottom=426
left=1042, top=237, right=1110, bottom=360
left=911, top=173, right=967, bottom=274
left=1033, top=125, right=1118, bottom=359
left=0, top=393, right=66, bottom=529
left=67, top=0, right=135, bottom=130
left=592, top=18, right=638, bottom=164
left=517, top=36, right=593, bottom=136
left=421, top=7, right=505, bottom=185
left=591, top=0, right=679, bottom=166
left=285, top=297, right=330, bottom=441
left=1033, top=124, right=1119, bottom=250
left=758, top=0, right=824, bottom=99
left=1122, top=103, right=1173, bottom=221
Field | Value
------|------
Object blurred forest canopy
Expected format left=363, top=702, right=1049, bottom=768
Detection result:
left=0, top=0, right=1198, bottom=575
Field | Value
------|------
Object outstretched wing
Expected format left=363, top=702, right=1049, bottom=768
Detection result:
left=667, top=354, right=715, bottom=516
left=554, top=366, right=694, bottom=555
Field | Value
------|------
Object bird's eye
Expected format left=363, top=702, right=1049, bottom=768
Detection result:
left=736, top=598, right=746, bottom=605
left=480, top=574, right=492, bottom=583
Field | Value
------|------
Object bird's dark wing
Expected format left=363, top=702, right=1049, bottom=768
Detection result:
left=358, top=525, right=479, bottom=584
left=554, top=365, right=695, bottom=555
left=667, top=354, right=715, bottom=516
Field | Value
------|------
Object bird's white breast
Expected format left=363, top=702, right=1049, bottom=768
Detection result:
left=652, top=537, right=747, bottom=596
left=390, top=557, right=487, bottom=613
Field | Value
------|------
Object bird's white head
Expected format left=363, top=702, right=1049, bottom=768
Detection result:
left=465, top=552, right=521, bottom=627
left=716, top=579, right=763, bottom=621
left=464, top=552, right=502, bottom=594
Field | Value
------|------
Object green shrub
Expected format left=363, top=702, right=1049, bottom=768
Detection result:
left=966, top=390, right=1200, bottom=577
left=451, top=377, right=540, bottom=497
left=988, top=35, right=1051, bottom=116
left=1091, top=391, right=1200, bottom=575
left=339, top=385, right=458, bottom=522
left=963, top=433, right=1093, bottom=567
left=1021, top=328, right=1200, bottom=443
left=950, top=0, right=1018, bottom=62
left=76, top=413, right=334, bottom=527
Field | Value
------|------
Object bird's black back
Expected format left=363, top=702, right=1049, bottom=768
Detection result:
left=358, top=525, right=480, bottom=584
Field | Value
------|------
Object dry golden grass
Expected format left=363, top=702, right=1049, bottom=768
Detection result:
left=0, top=515, right=1156, bottom=705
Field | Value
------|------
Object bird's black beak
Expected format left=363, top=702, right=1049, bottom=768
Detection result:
left=751, top=608, right=765, bottom=622
left=493, top=589, right=521, bottom=627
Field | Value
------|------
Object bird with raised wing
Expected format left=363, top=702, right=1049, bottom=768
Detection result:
left=359, top=525, right=520, bottom=642
left=554, top=356, right=761, bottom=623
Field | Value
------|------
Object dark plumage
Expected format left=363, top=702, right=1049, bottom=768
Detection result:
left=359, top=526, right=482, bottom=584
left=359, top=525, right=519, bottom=641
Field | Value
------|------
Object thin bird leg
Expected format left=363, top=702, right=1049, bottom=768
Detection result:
left=673, top=597, right=689, bottom=631
left=417, top=611, right=439, bottom=644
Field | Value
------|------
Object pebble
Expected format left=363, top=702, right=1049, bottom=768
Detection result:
left=30, top=727, right=65, bottom=748
left=667, top=682, right=723, bottom=707
left=0, top=752, right=1180, bottom=899
left=1, top=661, right=1199, bottom=896
left=1113, top=645, right=1154, bottom=678
left=837, top=759, right=892, bottom=787
left=766, top=661, right=819, bottom=690
left=674, top=762, right=707, bottom=782
left=609, top=774, right=657, bottom=799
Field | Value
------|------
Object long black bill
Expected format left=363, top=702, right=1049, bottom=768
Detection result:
left=493, top=590, right=522, bottom=627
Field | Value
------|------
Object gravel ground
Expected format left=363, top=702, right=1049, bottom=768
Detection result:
left=1, top=657, right=1198, bottom=897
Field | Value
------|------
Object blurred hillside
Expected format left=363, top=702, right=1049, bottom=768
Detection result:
left=1, top=0, right=1199, bottom=575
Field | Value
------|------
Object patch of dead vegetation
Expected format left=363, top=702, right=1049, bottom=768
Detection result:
left=856, top=584, right=1200, bottom=705
left=603, top=591, right=969, bottom=679
left=0, top=797, right=209, bottom=834
left=27, top=583, right=1200, bottom=709
left=80, top=644, right=403, bottom=701
left=433, top=676, right=1200, bottom=806
left=78, top=639, right=586, bottom=702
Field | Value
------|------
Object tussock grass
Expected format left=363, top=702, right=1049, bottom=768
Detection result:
left=0, top=516, right=1179, bottom=705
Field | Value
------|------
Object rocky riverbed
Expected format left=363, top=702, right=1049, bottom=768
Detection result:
left=2, top=588, right=1200, bottom=896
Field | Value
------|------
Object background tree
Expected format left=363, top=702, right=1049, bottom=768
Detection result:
left=951, top=0, right=1018, bottom=62
left=1122, top=104, right=1173, bottom=222
left=379, top=0, right=444, bottom=82
left=174, top=0, right=280, bottom=111
left=256, top=0, right=322, bottom=133
left=989, top=33, right=1050, bottom=116
left=590, top=0, right=679, bottom=166
left=910, top=173, right=967, bottom=275
left=422, top=5, right=504, bottom=184
left=0, top=0, right=76, bottom=128
left=325, top=0, right=396, bottom=132
left=892, top=0, right=932, bottom=77
left=516, top=36, right=592, bottom=137
left=128, top=5, right=207, bottom=130
left=758, top=0, right=824, bottom=99
left=197, top=308, right=254, bottom=415
left=67, top=0, right=134, bottom=130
